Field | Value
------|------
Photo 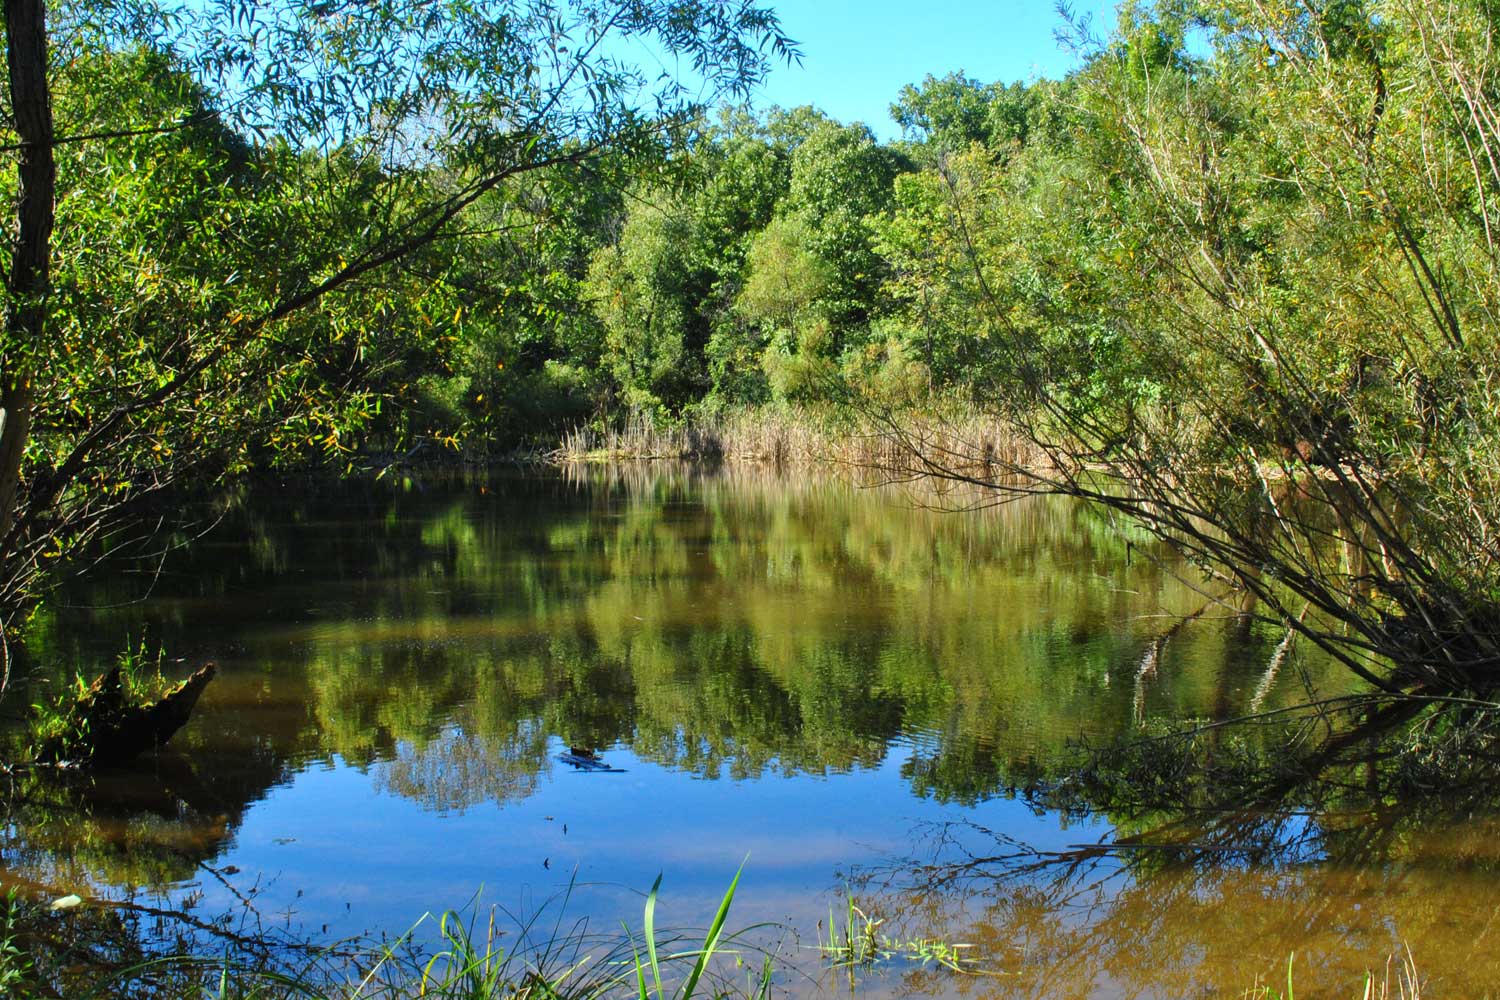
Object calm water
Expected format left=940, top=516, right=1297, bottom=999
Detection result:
left=6, top=468, right=1500, bottom=997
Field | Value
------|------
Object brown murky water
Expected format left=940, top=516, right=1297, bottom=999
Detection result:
left=4, top=467, right=1497, bottom=997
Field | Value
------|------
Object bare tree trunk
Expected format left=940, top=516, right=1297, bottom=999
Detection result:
left=0, top=0, right=55, bottom=605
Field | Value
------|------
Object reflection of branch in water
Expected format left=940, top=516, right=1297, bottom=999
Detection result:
left=887, top=813, right=1329, bottom=894
left=1131, top=598, right=1223, bottom=724
left=1091, top=685, right=1500, bottom=819
left=0, top=750, right=364, bottom=995
left=1, top=860, right=367, bottom=1000
left=1248, top=618, right=1302, bottom=713
left=851, top=808, right=1476, bottom=999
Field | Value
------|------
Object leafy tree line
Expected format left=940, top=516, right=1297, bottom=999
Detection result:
left=299, top=77, right=1073, bottom=437
left=874, top=0, right=1500, bottom=732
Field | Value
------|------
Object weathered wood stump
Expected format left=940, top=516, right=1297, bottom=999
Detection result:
left=36, top=662, right=216, bottom=765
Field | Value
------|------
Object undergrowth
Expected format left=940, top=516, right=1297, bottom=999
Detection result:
left=1, top=890, right=36, bottom=995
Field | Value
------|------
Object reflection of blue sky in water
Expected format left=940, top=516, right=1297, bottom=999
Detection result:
left=214, top=735, right=1104, bottom=948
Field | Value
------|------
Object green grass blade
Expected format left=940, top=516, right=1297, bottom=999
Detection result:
left=624, top=923, right=650, bottom=1000
left=753, top=952, right=775, bottom=1000
left=644, top=873, right=664, bottom=1000
left=680, top=862, right=742, bottom=999
left=846, top=895, right=855, bottom=956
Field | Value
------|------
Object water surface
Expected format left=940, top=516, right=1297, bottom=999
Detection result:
left=6, top=468, right=1498, bottom=997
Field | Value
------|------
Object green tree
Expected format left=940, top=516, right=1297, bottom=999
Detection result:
left=433, top=162, right=624, bottom=452
left=690, top=116, right=789, bottom=404
left=890, top=72, right=1038, bottom=157
left=779, top=116, right=905, bottom=337
left=730, top=111, right=906, bottom=399
left=585, top=192, right=711, bottom=413
left=736, top=214, right=835, bottom=400
left=584, top=110, right=790, bottom=412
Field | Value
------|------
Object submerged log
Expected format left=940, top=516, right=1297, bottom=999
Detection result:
left=37, top=662, right=216, bottom=766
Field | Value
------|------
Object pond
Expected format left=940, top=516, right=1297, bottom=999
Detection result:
left=6, top=467, right=1500, bottom=997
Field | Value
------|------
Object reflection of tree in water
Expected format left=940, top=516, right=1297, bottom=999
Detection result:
left=374, top=720, right=552, bottom=813
left=0, top=745, right=299, bottom=939
left=14, top=470, right=1496, bottom=996
left=1, top=746, right=390, bottom=995
left=35, top=471, right=1357, bottom=819
left=632, top=629, right=903, bottom=780
left=0, top=654, right=316, bottom=931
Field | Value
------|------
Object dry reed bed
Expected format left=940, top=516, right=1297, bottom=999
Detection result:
left=551, top=406, right=1049, bottom=482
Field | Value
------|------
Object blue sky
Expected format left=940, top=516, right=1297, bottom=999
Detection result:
left=743, top=0, right=1119, bottom=138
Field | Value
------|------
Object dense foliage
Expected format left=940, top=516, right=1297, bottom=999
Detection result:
left=6, top=0, right=1500, bottom=715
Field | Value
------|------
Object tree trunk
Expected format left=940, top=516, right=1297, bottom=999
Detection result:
left=0, top=0, right=56, bottom=594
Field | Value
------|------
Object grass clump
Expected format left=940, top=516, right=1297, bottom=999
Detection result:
left=818, top=891, right=981, bottom=977
left=551, top=403, right=1045, bottom=475
left=625, top=867, right=772, bottom=1000
left=66, top=870, right=777, bottom=1000
left=1245, top=952, right=1422, bottom=1000
left=28, top=637, right=215, bottom=767
left=29, top=638, right=171, bottom=762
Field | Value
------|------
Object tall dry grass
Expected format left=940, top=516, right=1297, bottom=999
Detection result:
left=550, top=405, right=1048, bottom=480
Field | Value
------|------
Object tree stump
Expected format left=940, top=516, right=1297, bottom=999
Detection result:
left=36, top=662, right=216, bottom=766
